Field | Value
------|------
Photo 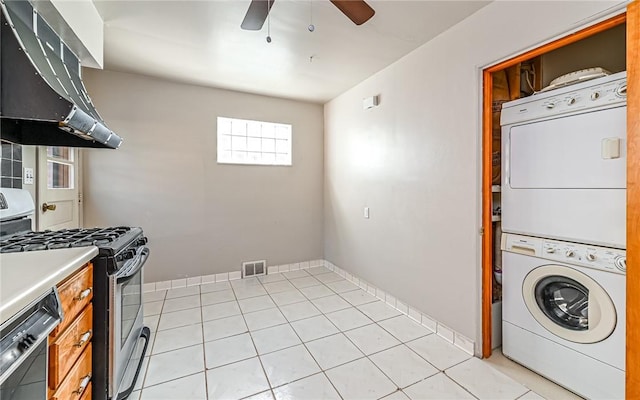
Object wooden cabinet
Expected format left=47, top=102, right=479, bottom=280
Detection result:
left=52, top=263, right=93, bottom=337
left=49, top=262, right=93, bottom=400
left=50, top=343, right=92, bottom=400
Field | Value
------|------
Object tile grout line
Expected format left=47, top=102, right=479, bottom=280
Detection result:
left=268, top=270, right=402, bottom=399
left=273, top=270, right=466, bottom=400
left=258, top=266, right=344, bottom=400
left=230, top=278, right=278, bottom=400
left=199, top=284, right=211, bottom=400
left=260, top=269, right=346, bottom=399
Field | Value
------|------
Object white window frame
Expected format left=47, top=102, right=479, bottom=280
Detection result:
left=217, top=117, right=292, bottom=166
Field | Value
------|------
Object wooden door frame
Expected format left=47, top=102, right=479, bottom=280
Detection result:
left=480, top=5, right=631, bottom=367
left=626, top=2, right=639, bottom=398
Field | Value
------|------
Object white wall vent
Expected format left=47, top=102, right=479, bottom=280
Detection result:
left=242, top=260, right=267, bottom=278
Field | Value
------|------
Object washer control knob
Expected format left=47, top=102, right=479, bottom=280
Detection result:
left=545, top=246, right=555, bottom=254
left=614, top=256, right=626, bottom=272
left=590, top=91, right=600, bottom=100
left=565, top=249, right=575, bottom=257
left=586, top=251, right=596, bottom=261
left=616, top=84, right=627, bottom=98
left=566, top=97, right=576, bottom=105
left=544, top=102, right=556, bottom=109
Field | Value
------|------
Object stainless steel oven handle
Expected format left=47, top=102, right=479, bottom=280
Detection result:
left=116, top=247, right=150, bottom=284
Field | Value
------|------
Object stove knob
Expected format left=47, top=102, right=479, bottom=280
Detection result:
left=18, top=334, right=36, bottom=350
left=123, top=249, right=136, bottom=260
left=614, top=256, right=626, bottom=272
left=586, top=251, right=596, bottom=261
left=565, top=249, right=575, bottom=257
left=18, top=340, right=29, bottom=351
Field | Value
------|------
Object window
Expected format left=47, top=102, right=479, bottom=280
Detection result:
left=47, top=146, right=74, bottom=189
left=217, top=117, right=292, bottom=166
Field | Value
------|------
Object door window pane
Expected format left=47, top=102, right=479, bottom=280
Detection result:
left=47, top=146, right=73, bottom=161
left=46, top=147, right=74, bottom=189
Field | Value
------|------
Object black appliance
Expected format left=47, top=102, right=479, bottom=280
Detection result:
left=0, top=289, right=62, bottom=399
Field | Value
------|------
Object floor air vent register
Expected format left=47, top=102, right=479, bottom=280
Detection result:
left=242, top=260, right=266, bottom=278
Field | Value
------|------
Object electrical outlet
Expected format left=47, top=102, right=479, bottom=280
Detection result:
left=23, top=168, right=34, bottom=185
left=364, top=207, right=370, bottom=219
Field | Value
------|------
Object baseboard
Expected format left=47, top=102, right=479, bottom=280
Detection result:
left=142, top=259, right=325, bottom=292
left=319, top=260, right=475, bottom=356
left=143, top=258, right=475, bottom=355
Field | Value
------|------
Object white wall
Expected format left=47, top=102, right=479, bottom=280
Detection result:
left=541, top=23, right=626, bottom=86
left=323, top=1, right=625, bottom=343
left=82, top=69, right=324, bottom=283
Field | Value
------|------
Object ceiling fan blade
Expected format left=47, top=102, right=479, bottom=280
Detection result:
left=241, top=0, right=275, bottom=31
left=330, top=0, right=375, bottom=26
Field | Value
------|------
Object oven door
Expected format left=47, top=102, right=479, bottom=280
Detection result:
left=111, top=246, right=149, bottom=398
left=0, top=340, right=47, bottom=399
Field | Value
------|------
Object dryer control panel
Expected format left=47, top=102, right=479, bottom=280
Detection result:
left=500, top=71, right=627, bottom=126
left=502, top=233, right=626, bottom=275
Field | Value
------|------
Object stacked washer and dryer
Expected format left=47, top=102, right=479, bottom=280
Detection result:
left=500, top=71, right=627, bottom=399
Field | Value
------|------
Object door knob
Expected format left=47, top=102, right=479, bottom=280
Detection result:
left=42, top=203, right=57, bottom=212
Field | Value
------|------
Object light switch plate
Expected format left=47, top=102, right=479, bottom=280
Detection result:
left=23, top=168, right=34, bottom=184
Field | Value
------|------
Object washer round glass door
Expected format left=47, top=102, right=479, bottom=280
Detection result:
left=522, top=265, right=617, bottom=344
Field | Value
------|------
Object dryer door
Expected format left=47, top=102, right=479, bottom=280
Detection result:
left=522, top=265, right=616, bottom=344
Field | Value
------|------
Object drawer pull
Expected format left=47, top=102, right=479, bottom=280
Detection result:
left=74, top=288, right=92, bottom=301
left=72, top=374, right=91, bottom=396
left=74, top=330, right=92, bottom=347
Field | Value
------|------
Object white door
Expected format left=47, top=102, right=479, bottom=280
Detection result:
left=37, top=146, right=80, bottom=230
left=508, top=106, right=626, bottom=189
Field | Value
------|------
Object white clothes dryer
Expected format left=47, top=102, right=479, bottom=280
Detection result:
left=501, top=233, right=626, bottom=399
left=500, top=72, right=627, bottom=249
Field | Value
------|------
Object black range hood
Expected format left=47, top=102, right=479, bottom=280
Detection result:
left=0, top=0, right=122, bottom=149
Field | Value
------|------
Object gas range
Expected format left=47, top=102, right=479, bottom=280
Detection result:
left=0, top=188, right=150, bottom=400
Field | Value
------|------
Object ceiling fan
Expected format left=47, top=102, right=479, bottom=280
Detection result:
left=241, top=0, right=375, bottom=31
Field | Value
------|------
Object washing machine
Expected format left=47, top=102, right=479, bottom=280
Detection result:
left=502, top=233, right=626, bottom=399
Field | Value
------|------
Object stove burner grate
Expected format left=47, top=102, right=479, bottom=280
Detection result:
left=0, top=226, right=137, bottom=253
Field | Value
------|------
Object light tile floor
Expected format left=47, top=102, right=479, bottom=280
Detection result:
left=133, top=267, right=577, bottom=400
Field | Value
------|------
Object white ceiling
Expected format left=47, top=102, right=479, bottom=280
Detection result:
left=93, top=0, right=490, bottom=103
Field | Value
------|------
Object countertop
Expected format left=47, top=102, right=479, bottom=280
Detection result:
left=0, top=246, right=98, bottom=325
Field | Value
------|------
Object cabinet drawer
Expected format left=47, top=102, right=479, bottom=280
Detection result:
left=49, top=303, right=93, bottom=389
left=53, top=263, right=93, bottom=336
left=50, top=343, right=92, bottom=400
